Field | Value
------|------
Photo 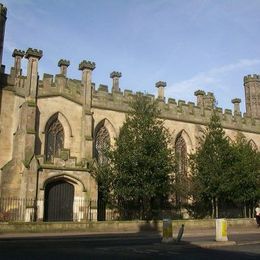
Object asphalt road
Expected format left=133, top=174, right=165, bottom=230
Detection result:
left=0, top=232, right=259, bottom=259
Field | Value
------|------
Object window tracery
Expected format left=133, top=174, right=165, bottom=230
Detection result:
left=175, top=135, right=188, bottom=206
left=95, top=126, right=110, bottom=165
left=175, top=135, right=187, bottom=177
left=45, top=118, right=64, bottom=162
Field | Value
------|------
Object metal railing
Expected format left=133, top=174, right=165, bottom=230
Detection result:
left=0, top=197, right=248, bottom=222
left=0, top=197, right=177, bottom=222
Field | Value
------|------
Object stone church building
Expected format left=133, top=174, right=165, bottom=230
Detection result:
left=0, top=4, right=259, bottom=221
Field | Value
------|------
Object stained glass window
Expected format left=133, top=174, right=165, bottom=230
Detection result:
left=175, top=135, right=187, bottom=205
left=175, top=136, right=187, bottom=177
left=45, top=119, right=64, bottom=162
left=95, top=126, right=110, bottom=165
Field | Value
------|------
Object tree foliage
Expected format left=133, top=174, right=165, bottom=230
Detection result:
left=225, top=133, right=260, bottom=207
left=190, top=113, right=260, bottom=218
left=110, top=95, right=175, bottom=219
left=190, top=112, right=233, bottom=217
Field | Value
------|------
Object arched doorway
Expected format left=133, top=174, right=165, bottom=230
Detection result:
left=44, top=180, right=74, bottom=221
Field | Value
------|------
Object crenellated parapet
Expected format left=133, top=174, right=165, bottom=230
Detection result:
left=93, top=87, right=259, bottom=132
left=2, top=69, right=259, bottom=133
left=244, top=74, right=260, bottom=83
left=1, top=50, right=260, bottom=134
left=37, top=74, right=83, bottom=104
left=2, top=70, right=260, bottom=133
left=244, top=73, right=260, bottom=118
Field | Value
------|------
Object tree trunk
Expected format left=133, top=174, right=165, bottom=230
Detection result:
left=211, top=198, right=215, bottom=219
left=243, top=204, right=247, bottom=218
left=139, top=198, right=144, bottom=220
left=215, top=197, right=219, bottom=219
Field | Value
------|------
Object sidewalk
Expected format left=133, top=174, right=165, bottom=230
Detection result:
left=0, top=226, right=259, bottom=249
left=182, top=226, right=260, bottom=248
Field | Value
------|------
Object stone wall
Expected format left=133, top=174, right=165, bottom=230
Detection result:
left=0, top=218, right=256, bottom=233
left=0, top=2, right=259, bottom=219
left=0, top=53, right=260, bottom=203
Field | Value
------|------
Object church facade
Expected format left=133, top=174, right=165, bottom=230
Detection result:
left=0, top=4, right=259, bottom=221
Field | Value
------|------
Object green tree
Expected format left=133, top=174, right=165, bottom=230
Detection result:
left=190, top=112, right=233, bottom=218
left=110, top=95, right=175, bottom=219
left=225, top=133, right=260, bottom=217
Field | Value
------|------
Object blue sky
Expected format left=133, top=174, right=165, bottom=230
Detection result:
left=2, top=0, right=260, bottom=111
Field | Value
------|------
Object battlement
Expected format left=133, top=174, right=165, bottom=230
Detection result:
left=1, top=50, right=260, bottom=134
left=0, top=72, right=259, bottom=134
left=2, top=66, right=259, bottom=133
left=244, top=74, right=260, bottom=84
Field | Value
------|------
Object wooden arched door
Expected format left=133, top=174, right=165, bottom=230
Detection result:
left=44, top=180, right=74, bottom=221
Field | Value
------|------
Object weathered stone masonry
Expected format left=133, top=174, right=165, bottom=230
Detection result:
left=0, top=3, right=259, bottom=221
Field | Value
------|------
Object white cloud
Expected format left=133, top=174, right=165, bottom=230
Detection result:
left=209, top=59, right=260, bottom=74
left=166, top=59, right=260, bottom=97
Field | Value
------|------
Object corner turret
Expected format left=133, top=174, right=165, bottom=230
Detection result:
left=204, top=92, right=215, bottom=109
left=244, top=74, right=260, bottom=118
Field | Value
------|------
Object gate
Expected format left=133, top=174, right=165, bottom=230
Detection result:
left=44, top=180, right=74, bottom=221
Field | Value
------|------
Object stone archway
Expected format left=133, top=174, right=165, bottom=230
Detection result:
left=44, top=180, right=74, bottom=221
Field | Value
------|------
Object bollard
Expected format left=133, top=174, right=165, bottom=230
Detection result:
left=162, top=218, right=173, bottom=243
left=215, top=218, right=228, bottom=242
left=176, top=224, right=185, bottom=243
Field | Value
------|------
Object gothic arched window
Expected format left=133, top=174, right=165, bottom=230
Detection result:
left=175, top=135, right=187, bottom=177
left=95, top=126, right=110, bottom=165
left=175, top=135, right=188, bottom=206
left=45, top=118, right=64, bottom=162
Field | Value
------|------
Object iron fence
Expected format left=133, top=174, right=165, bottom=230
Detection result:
left=0, top=197, right=92, bottom=222
left=0, top=197, right=35, bottom=222
left=0, top=197, right=252, bottom=222
left=0, top=197, right=180, bottom=222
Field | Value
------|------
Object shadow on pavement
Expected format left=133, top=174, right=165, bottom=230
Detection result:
left=0, top=234, right=259, bottom=259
